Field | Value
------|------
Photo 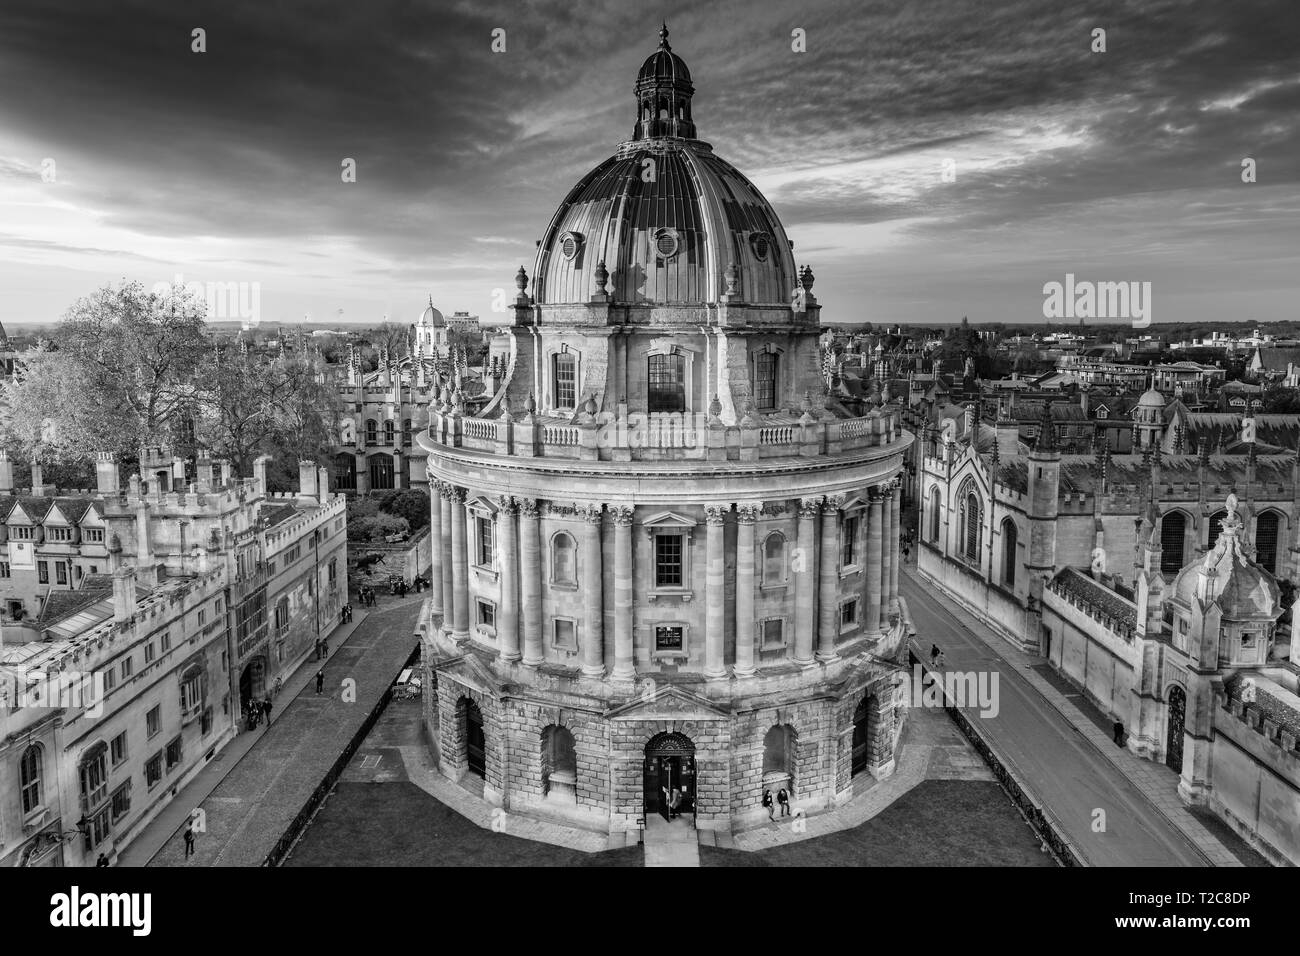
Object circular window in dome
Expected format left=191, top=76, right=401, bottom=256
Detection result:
left=750, top=232, right=771, bottom=261
left=560, top=231, right=583, bottom=261
left=654, top=228, right=680, bottom=260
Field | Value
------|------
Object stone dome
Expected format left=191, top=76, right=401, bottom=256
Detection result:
left=418, top=299, right=444, bottom=327
left=533, top=26, right=794, bottom=307
left=638, top=23, right=692, bottom=84
left=1138, top=387, right=1165, bottom=409
left=1171, top=496, right=1281, bottom=619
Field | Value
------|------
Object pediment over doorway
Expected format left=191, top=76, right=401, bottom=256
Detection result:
left=606, top=683, right=730, bottom=721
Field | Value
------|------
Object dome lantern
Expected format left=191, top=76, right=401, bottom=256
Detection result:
left=633, top=23, right=697, bottom=141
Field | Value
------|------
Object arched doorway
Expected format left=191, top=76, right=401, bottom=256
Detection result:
left=333, top=452, right=356, bottom=491
left=643, top=731, right=695, bottom=822
left=239, top=656, right=265, bottom=714
left=460, top=698, right=485, bottom=778
left=1165, top=685, right=1186, bottom=773
left=369, top=454, right=395, bottom=491
left=851, top=696, right=874, bottom=777
left=762, top=724, right=797, bottom=800
left=541, top=725, right=577, bottom=802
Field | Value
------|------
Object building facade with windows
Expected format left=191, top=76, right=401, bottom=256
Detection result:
left=0, top=452, right=346, bottom=866
left=417, top=27, right=912, bottom=835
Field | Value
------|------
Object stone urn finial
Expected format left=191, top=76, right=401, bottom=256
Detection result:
left=525, top=391, right=537, bottom=417
left=594, top=259, right=609, bottom=294
left=515, top=265, right=529, bottom=293
left=724, top=261, right=739, bottom=296
left=709, top=393, right=723, bottom=419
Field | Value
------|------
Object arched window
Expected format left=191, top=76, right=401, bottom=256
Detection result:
left=1001, top=518, right=1018, bottom=587
left=763, top=532, right=787, bottom=586
left=762, top=724, right=797, bottom=778
left=1256, top=510, right=1280, bottom=573
left=365, top=419, right=377, bottom=444
left=1160, top=511, right=1187, bottom=575
left=383, top=419, right=394, bottom=443
left=957, top=478, right=982, bottom=563
left=551, top=532, right=576, bottom=587
left=1207, top=510, right=1227, bottom=550
left=928, top=486, right=941, bottom=542
left=20, top=745, right=43, bottom=814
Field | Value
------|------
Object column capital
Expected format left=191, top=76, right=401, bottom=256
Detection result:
left=704, top=504, right=730, bottom=525
left=868, top=486, right=886, bottom=504
left=735, top=502, right=762, bottom=523
left=822, top=493, right=846, bottom=515
left=496, top=495, right=518, bottom=516
left=446, top=484, right=466, bottom=504
left=610, top=505, right=635, bottom=527
left=798, top=496, right=823, bottom=518
left=425, top=461, right=437, bottom=483
left=517, top=497, right=539, bottom=518
left=575, top=501, right=604, bottom=523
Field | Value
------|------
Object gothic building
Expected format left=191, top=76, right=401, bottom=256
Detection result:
left=417, top=27, right=911, bottom=835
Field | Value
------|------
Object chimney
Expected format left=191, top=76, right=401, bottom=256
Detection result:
left=317, top=465, right=330, bottom=502
left=253, top=455, right=272, bottom=494
left=297, top=460, right=319, bottom=505
left=30, top=461, right=51, bottom=496
left=218, top=459, right=233, bottom=487
left=0, top=448, right=13, bottom=494
left=112, top=566, right=138, bottom=623
left=95, top=451, right=121, bottom=495
left=196, top=457, right=214, bottom=492
left=172, top=457, right=187, bottom=488
left=136, top=501, right=152, bottom=561
left=963, top=403, right=975, bottom=438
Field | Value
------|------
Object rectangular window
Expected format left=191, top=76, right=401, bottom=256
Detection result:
left=161, top=631, right=171, bottom=651
left=842, top=515, right=859, bottom=567
left=554, top=352, right=576, bottom=409
left=654, top=533, right=683, bottom=588
left=755, top=352, right=777, bottom=411
left=37, top=561, right=48, bottom=584
left=476, top=515, right=495, bottom=568
left=553, top=619, right=577, bottom=650
left=86, top=529, right=104, bottom=543
left=0, top=562, right=9, bottom=578
left=762, top=618, right=785, bottom=649
left=55, top=563, right=67, bottom=585
left=144, top=642, right=155, bottom=664
left=110, top=781, right=132, bottom=822
left=841, top=599, right=859, bottom=628
left=477, top=601, right=495, bottom=629
left=83, top=807, right=111, bottom=852
left=655, top=625, right=685, bottom=653
left=120, top=657, right=134, bottom=681
left=181, top=672, right=202, bottom=714
left=648, top=353, right=686, bottom=413
left=80, top=751, right=108, bottom=808
left=145, top=753, right=163, bottom=788
left=110, top=731, right=128, bottom=766
left=103, top=669, right=116, bottom=691
left=146, top=704, right=161, bottom=739
left=165, top=736, right=182, bottom=770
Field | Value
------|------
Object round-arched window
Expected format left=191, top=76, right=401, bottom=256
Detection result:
left=654, top=228, right=680, bottom=260
left=560, top=231, right=582, bottom=261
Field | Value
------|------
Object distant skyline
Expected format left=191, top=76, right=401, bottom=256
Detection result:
left=1, top=0, right=1298, bottom=327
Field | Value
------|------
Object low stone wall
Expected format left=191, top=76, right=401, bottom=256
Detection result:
left=909, top=647, right=1083, bottom=867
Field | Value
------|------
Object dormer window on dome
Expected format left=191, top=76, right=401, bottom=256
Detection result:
left=653, top=227, right=680, bottom=260
left=559, top=231, right=583, bottom=261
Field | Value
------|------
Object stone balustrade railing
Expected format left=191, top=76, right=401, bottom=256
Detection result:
left=423, top=404, right=905, bottom=463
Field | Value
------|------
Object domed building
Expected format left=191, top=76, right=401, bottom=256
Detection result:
left=418, top=26, right=912, bottom=836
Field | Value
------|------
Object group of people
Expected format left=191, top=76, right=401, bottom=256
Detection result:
left=244, top=697, right=273, bottom=731
left=662, top=786, right=685, bottom=819
left=929, top=643, right=946, bottom=666
left=761, top=787, right=792, bottom=821
left=314, top=637, right=330, bottom=660
left=338, top=603, right=353, bottom=625
left=358, top=585, right=379, bottom=607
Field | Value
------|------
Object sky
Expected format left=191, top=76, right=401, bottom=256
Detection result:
left=0, top=0, right=1297, bottom=329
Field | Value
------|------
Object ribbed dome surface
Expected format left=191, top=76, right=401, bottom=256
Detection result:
left=638, top=46, right=692, bottom=84
left=533, top=142, right=794, bottom=306
left=1171, top=499, right=1281, bottom=618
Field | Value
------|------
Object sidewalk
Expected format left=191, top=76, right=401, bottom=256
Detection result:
left=116, top=610, right=368, bottom=866
left=140, top=595, right=424, bottom=866
left=907, top=565, right=1256, bottom=867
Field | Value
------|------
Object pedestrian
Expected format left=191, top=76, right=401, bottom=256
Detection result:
left=316, top=669, right=324, bottom=695
left=314, top=638, right=321, bottom=661
left=777, top=787, right=790, bottom=817
left=1112, top=720, right=1125, bottom=747
left=183, top=823, right=195, bottom=859
left=339, top=606, right=346, bottom=626
left=930, top=643, right=941, bottom=664
left=322, top=638, right=329, bottom=657
left=264, top=698, right=273, bottom=724
left=345, top=603, right=352, bottom=623
left=668, top=786, right=682, bottom=820
left=761, top=788, right=774, bottom=822
left=96, top=853, right=109, bottom=867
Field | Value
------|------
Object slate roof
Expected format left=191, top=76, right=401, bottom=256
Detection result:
left=1049, top=567, right=1138, bottom=630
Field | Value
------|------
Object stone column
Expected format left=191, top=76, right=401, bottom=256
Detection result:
left=449, top=486, right=470, bottom=641
left=888, top=478, right=902, bottom=615
left=579, top=503, right=605, bottom=678
left=733, top=503, right=760, bottom=678
left=440, top=486, right=454, bottom=635
left=496, top=496, right=520, bottom=661
left=880, top=482, right=895, bottom=630
left=704, top=504, right=728, bottom=680
left=865, top=487, right=884, bottom=639
left=611, top=506, right=635, bottom=681
left=818, top=495, right=845, bottom=662
left=427, top=477, right=443, bottom=619
left=793, top=497, right=821, bottom=665
left=519, top=499, right=544, bottom=665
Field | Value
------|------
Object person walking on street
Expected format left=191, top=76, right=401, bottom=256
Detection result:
left=314, top=638, right=322, bottom=661
left=263, top=698, right=273, bottom=725
left=315, top=669, right=325, bottom=695
left=1112, top=720, right=1125, bottom=747
left=322, top=638, right=329, bottom=657
left=777, top=787, right=790, bottom=817
left=762, top=788, right=774, bottom=822
left=183, top=823, right=195, bottom=859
